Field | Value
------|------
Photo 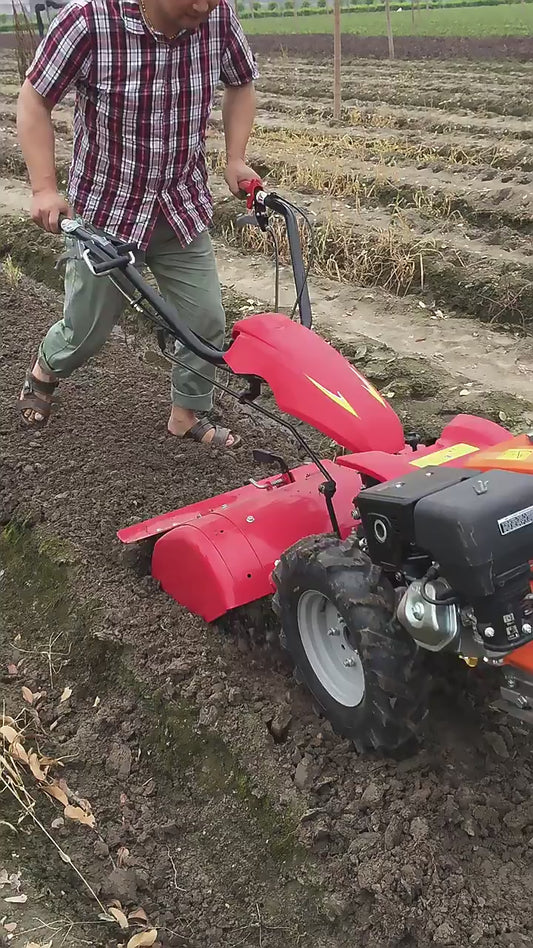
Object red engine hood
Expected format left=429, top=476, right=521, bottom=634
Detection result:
left=225, top=313, right=404, bottom=454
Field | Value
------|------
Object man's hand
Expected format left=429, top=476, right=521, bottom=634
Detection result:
left=224, top=158, right=260, bottom=198
left=31, top=188, right=73, bottom=233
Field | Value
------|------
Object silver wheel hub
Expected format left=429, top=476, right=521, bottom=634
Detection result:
left=297, top=590, right=365, bottom=708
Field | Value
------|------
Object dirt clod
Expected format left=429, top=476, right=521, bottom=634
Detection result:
left=105, top=742, right=133, bottom=779
left=433, top=922, right=457, bottom=945
left=360, top=781, right=385, bottom=806
left=101, top=868, right=138, bottom=904
left=294, top=756, right=316, bottom=789
left=268, top=704, right=293, bottom=742
left=485, top=730, right=510, bottom=758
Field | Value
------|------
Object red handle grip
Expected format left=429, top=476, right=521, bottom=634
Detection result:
left=239, top=177, right=264, bottom=210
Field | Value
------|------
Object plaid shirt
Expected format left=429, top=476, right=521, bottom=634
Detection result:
left=26, top=0, right=258, bottom=248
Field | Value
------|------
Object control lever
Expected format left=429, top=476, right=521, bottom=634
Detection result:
left=252, top=448, right=295, bottom=482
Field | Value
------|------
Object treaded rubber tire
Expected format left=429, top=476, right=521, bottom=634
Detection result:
left=272, top=532, right=429, bottom=753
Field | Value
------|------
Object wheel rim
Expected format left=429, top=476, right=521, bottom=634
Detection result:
left=297, top=589, right=365, bottom=708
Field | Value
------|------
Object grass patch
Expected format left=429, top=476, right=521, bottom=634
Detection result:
left=243, top=3, right=533, bottom=35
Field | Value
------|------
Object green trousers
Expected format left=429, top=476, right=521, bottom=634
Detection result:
left=38, top=214, right=225, bottom=412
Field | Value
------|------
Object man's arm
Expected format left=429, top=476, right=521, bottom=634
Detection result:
left=16, top=0, right=92, bottom=232
left=17, top=81, right=71, bottom=232
left=219, top=1, right=260, bottom=196
left=222, top=81, right=257, bottom=196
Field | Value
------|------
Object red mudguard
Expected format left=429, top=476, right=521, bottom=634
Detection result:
left=119, top=462, right=361, bottom=622
left=224, top=313, right=405, bottom=454
left=336, top=414, right=512, bottom=479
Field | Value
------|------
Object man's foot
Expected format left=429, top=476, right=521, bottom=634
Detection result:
left=168, top=407, right=241, bottom=449
left=19, top=360, right=58, bottom=428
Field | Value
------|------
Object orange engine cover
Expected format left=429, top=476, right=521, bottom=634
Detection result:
left=462, top=433, right=533, bottom=474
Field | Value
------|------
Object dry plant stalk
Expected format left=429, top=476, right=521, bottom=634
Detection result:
left=0, top=713, right=106, bottom=913
left=211, top=121, right=512, bottom=179
left=209, top=144, right=462, bottom=225
left=220, top=209, right=446, bottom=298
left=11, top=0, right=38, bottom=84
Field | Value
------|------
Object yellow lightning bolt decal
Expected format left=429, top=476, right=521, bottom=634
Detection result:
left=306, top=375, right=359, bottom=417
left=350, top=366, right=387, bottom=407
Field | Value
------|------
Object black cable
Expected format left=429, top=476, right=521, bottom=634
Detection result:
left=420, top=577, right=457, bottom=607
left=280, top=198, right=315, bottom=321
left=270, top=228, right=280, bottom=314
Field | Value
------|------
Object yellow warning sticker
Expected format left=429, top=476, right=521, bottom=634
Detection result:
left=410, top=443, right=479, bottom=469
left=489, top=448, right=533, bottom=462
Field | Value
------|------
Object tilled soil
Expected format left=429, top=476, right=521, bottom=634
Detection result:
left=2, top=273, right=533, bottom=948
left=3, top=31, right=533, bottom=60
left=248, top=35, right=533, bottom=63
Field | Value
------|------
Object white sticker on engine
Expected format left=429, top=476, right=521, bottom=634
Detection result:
left=498, top=505, right=533, bottom=535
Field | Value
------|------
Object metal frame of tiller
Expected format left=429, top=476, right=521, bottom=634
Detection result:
left=59, top=182, right=341, bottom=534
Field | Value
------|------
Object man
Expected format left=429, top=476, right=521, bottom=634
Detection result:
left=17, top=0, right=259, bottom=448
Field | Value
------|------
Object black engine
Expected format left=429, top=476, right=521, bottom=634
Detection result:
left=357, top=466, right=533, bottom=654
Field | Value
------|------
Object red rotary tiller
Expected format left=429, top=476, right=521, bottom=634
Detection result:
left=60, top=182, right=533, bottom=753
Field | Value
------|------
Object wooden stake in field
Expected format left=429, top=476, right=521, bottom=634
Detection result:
left=333, top=0, right=341, bottom=120
left=384, top=0, right=395, bottom=60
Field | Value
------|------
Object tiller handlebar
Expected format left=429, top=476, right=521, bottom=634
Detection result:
left=59, top=179, right=312, bottom=357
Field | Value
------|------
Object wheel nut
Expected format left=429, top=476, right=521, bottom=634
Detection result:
left=344, top=657, right=357, bottom=667
left=484, top=627, right=495, bottom=639
left=523, top=623, right=532, bottom=636
left=327, top=627, right=340, bottom=636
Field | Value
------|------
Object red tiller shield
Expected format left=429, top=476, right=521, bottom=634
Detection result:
left=335, top=414, right=512, bottom=481
left=127, top=461, right=361, bottom=622
left=224, top=313, right=405, bottom=454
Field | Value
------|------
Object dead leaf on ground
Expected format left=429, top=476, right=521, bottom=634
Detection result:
left=39, top=755, right=62, bottom=769
left=0, top=725, right=21, bottom=745
left=117, top=846, right=130, bottom=867
left=126, top=931, right=158, bottom=948
left=4, top=893, right=28, bottom=903
left=64, top=804, right=96, bottom=828
left=9, top=741, right=29, bottom=765
left=3, top=921, right=17, bottom=932
left=28, top=753, right=47, bottom=783
left=21, top=687, right=34, bottom=704
left=25, top=942, right=53, bottom=948
left=60, top=686, right=72, bottom=703
left=6, top=664, right=18, bottom=677
left=128, top=908, right=149, bottom=924
left=42, top=783, right=69, bottom=807
left=109, top=906, right=129, bottom=929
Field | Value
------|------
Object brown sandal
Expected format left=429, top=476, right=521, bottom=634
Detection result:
left=183, top=417, right=242, bottom=449
left=19, top=368, right=58, bottom=429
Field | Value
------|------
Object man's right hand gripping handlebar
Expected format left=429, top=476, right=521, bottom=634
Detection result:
left=30, top=190, right=73, bottom=234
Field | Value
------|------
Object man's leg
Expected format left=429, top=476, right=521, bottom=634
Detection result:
left=146, top=218, right=239, bottom=447
left=20, top=248, right=127, bottom=425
